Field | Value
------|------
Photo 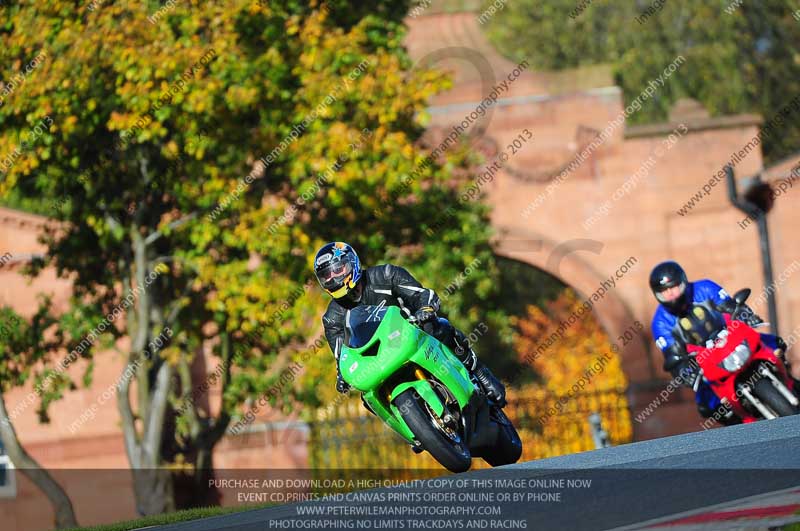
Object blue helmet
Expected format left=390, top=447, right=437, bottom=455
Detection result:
left=313, top=242, right=362, bottom=299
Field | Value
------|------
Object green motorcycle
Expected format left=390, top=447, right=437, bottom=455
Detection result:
left=339, top=304, right=522, bottom=472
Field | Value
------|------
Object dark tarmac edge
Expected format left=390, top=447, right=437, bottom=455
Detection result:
left=146, top=415, right=800, bottom=531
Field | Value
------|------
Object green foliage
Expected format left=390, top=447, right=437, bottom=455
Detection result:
left=0, top=0, right=511, bottom=472
left=483, top=0, right=800, bottom=162
left=483, top=0, right=630, bottom=71
left=0, top=298, right=73, bottom=422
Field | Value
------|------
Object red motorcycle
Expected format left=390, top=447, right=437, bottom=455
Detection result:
left=683, top=289, right=799, bottom=421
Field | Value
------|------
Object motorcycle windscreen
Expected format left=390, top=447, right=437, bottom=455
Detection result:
left=345, top=304, right=389, bottom=348
left=677, top=303, right=727, bottom=346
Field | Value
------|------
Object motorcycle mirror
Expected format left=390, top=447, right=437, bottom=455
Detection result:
left=733, top=288, right=751, bottom=306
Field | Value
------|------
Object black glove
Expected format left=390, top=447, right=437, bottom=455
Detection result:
left=663, top=342, right=698, bottom=386
left=715, top=298, right=737, bottom=315
left=736, top=305, right=764, bottom=327
left=675, top=360, right=700, bottom=387
left=413, top=306, right=437, bottom=324
left=718, top=299, right=764, bottom=327
left=335, top=365, right=351, bottom=394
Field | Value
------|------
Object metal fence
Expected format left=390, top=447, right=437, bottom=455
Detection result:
left=308, top=386, right=632, bottom=471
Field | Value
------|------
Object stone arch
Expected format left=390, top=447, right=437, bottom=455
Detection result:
left=491, top=225, right=655, bottom=391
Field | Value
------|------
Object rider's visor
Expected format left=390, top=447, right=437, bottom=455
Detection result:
left=655, top=281, right=686, bottom=303
left=318, top=259, right=354, bottom=293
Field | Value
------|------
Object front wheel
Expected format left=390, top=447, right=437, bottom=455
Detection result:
left=753, top=378, right=799, bottom=417
left=394, top=389, right=472, bottom=473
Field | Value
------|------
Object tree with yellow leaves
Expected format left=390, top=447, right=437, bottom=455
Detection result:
left=0, top=0, right=508, bottom=518
left=512, top=289, right=631, bottom=456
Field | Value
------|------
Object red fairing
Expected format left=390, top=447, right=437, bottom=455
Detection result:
left=686, top=314, right=791, bottom=421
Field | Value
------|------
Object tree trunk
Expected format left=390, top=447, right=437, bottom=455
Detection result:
left=131, top=467, right=175, bottom=516
left=119, top=358, right=177, bottom=516
left=179, top=335, right=233, bottom=508
left=187, top=445, right=221, bottom=508
left=116, top=230, right=178, bottom=515
left=0, top=393, right=78, bottom=529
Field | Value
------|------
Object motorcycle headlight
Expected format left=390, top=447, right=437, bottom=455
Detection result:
left=719, top=342, right=751, bottom=372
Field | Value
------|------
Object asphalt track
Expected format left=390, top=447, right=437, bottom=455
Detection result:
left=150, top=415, right=800, bottom=531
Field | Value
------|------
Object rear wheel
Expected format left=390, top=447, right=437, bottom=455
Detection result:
left=394, top=389, right=472, bottom=473
left=753, top=378, right=799, bottom=417
left=483, top=407, right=522, bottom=467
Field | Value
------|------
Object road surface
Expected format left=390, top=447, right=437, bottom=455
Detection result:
left=150, top=415, right=800, bottom=530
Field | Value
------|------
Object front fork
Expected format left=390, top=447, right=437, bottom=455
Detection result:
left=757, top=364, right=800, bottom=407
left=735, top=363, right=799, bottom=419
left=738, top=385, right=776, bottom=419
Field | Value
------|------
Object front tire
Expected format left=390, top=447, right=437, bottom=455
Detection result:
left=394, top=389, right=472, bottom=473
left=483, top=407, right=522, bottom=467
left=753, top=378, right=799, bottom=417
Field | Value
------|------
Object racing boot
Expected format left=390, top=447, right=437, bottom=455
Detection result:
left=699, top=402, right=742, bottom=427
left=773, top=336, right=788, bottom=364
left=473, top=360, right=507, bottom=407
left=776, top=336, right=788, bottom=353
left=773, top=337, right=800, bottom=395
left=715, top=405, right=743, bottom=427
left=452, top=329, right=507, bottom=407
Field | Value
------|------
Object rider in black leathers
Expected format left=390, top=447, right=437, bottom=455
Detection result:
left=314, top=241, right=506, bottom=406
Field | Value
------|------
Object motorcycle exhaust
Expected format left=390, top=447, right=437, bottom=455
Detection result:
left=739, top=385, right=777, bottom=420
left=758, top=365, right=800, bottom=407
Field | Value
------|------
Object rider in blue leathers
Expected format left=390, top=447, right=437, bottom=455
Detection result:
left=649, top=261, right=786, bottom=425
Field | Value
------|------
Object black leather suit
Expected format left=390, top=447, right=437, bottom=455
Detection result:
left=322, top=264, right=466, bottom=363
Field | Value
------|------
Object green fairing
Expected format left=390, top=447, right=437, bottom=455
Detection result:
left=339, top=307, right=474, bottom=443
